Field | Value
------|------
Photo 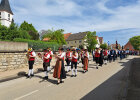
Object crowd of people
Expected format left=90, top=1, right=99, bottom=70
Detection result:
left=26, top=47, right=137, bottom=85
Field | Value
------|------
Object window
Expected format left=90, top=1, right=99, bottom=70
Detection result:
left=75, top=41, right=76, bottom=43
left=8, top=14, right=10, bottom=20
left=0, top=12, right=1, bottom=19
left=79, top=40, right=82, bottom=43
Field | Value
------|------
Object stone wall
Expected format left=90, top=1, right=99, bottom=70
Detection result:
left=0, top=41, right=28, bottom=52
left=0, top=52, right=43, bottom=72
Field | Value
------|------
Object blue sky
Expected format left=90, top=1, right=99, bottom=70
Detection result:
left=8, top=0, right=140, bottom=45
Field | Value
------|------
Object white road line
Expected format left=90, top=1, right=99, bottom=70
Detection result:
left=47, top=84, right=52, bottom=87
left=14, top=90, right=39, bottom=100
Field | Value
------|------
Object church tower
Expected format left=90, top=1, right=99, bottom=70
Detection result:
left=0, top=0, right=13, bottom=27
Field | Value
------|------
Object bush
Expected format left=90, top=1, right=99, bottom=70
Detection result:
left=13, top=38, right=59, bottom=51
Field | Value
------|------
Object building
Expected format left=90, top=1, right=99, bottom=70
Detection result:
left=99, top=37, right=104, bottom=44
left=66, top=32, right=88, bottom=48
left=64, top=33, right=72, bottom=40
left=124, top=41, right=135, bottom=51
left=110, top=44, right=121, bottom=49
left=0, top=0, right=13, bottom=27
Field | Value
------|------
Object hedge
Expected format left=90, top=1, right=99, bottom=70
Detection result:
left=13, top=38, right=59, bottom=51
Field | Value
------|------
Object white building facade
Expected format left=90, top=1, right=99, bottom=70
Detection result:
left=0, top=0, right=13, bottom=27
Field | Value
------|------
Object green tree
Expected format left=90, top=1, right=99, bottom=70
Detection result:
left=20, top=21, right=39, bottom=40
left=130, top=36, right=140, bottom=50
left=100, top=43, right=108, bottom=49
left=0, top=24, right=8, bottom=40
left=85, top=31, right=97, bottom=52
left=42, top=29, right=66, bottom=45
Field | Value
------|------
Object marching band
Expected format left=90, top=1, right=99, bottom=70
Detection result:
left=26, top=47, right=133, bottom=84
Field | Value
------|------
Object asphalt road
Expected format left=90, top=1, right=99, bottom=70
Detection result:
left=0, top=56, right=136, bottom=100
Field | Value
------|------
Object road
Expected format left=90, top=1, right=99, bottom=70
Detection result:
left=0, top=56, right=136, bottom=100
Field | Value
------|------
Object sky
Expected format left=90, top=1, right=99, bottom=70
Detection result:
left=8, top=0, right=140, bottom=45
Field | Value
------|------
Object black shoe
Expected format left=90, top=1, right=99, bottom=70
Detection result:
left=57, top=82, right=60, bottom=85
left=26, top=75, right=30, bottom=78
left=60, top=81, right=64, bottom=83
left=71, top=75, right=74, bottom=77
left=31, top=74, right=34, bottom=77
left=44, top=76, right=48, bottom=80
left=96, top=67, right=98, bottom=69
left=75, top=75, right=77, bottom=77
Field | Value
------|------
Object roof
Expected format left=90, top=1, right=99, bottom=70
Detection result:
left=66, top=32, right=87, bottom=41
left=64, top=33, right=72, bottom=40
left=99, top=37, right=103, bottom=44
left=0, top=0, right=13, bottom=15
left=124, top=41, right=134, bottom=51
left=110, top=44, right=121, bottom=49
left=42, top=38, right=50, bottom=41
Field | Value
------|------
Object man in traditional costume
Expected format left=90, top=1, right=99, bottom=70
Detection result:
left=53, top=48, right=66, bottom=84
left=83, top=48, right=89, bottom=73
left=80, top=49, right=85, bottom=68
left=43, top=49, right=50, bottom=80
left=65, top=48, right=71, bottom=72
left=99, top=48, right=104, bottom=66
left=71, top=48, right=78, bottom=77
left=27, top=48, right=36, bottom=78
left=103, top=49, right=108, bottom=65
left=48, top=48, right=53, bottom=71
left=95, top=48, right=100, bottom=69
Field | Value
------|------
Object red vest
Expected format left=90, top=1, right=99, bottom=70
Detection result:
left=95, top=52, right=100, bottom=57
left=103, top=51, right=108, bottom=56
left=44, top=53, right=50, bottom=62
left=49, top=51, right=52, bottom=59
left=72, top=54, right=78, bottom=62
left=29, top=51, right=35, bottom=61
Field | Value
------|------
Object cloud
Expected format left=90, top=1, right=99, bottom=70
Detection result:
left=8, top=0, right=140, bottom=45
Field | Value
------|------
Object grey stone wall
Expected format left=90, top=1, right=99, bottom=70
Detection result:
left=0, top=41, right=28, bottom=52
left=0, top=52, right=43, bottom=72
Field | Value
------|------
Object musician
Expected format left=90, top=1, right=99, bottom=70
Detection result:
left=48, top=48, right=53, bottom=71
left=103, top=49, right=108, bottom=65
left=27, top=48, right=36, bottom=78
left=71, top=48, right=78, bottom=77
left=53, top=48, right=66, bottom=84
left=65, top=48, right=72, bottom=72
left=95, top=48, right=100, bottom=69
left=83, top=48, right=89, bottom=73
left=80, top=49, right=85, bottom=68
left=43, top=49, right=50, bottom=80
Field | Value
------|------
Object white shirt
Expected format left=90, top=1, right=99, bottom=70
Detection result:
left=60, top=52, right=65, bottom=59
left=85, top=52, right=89, bottom=59
left=44, top=53, right=50, bottom=59
left=32, top=51, right=36, bottom=57
left=73, top=53, right=78, bottom=59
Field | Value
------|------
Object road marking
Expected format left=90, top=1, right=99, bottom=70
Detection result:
left=47, top=84, right=52, bottom=87
left=14, top=90, right=39, bottom=100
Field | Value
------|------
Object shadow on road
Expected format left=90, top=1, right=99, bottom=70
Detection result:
left=80, top=58, right=135, bottom=100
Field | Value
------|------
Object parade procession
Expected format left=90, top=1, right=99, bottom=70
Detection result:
left=26, top=46, right=136, bottom=85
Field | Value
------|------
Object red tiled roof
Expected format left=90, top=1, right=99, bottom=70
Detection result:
left=64, top=33, right=72, bottom=40
left=42, top=38, right=50, bottom=41
left=124, top=41, right=134, bottom=51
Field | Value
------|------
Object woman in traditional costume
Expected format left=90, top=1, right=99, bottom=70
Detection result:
left=53, top=48, right=66, bottom=84
left=83, top=48, right=89, bottom=73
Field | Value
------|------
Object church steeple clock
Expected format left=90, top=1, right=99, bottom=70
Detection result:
left=0, top=0, right=13, bottom=27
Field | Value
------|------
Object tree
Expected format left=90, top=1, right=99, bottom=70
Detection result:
left=100, top=43, right=108, bottom=49
left=0, top=22, right=31, bottom=41
left=42, top=29, right=66, bottom=45
left=130, top=36, right=140, bottom=50
left=20, top=21, right=39, bottom=40
left=85, top=31, right=97, bottom=52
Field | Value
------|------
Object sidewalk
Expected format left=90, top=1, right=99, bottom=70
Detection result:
left=0, top=57, right=57, bottom=83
